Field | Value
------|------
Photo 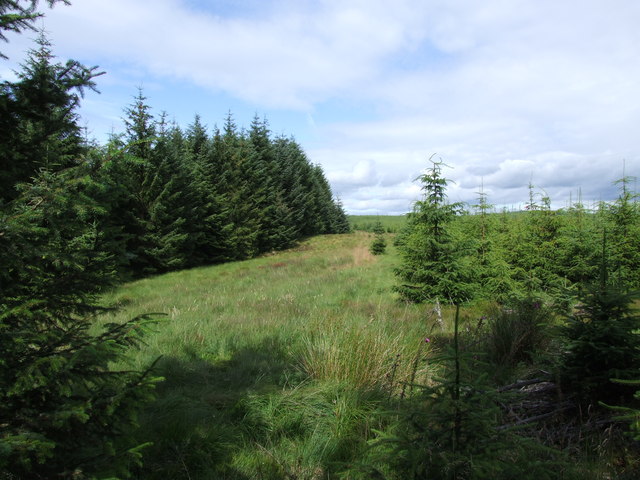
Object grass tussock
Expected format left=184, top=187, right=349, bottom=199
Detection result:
left=301, top=322, right=433, bottom=392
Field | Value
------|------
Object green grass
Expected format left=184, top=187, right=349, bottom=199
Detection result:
left=97, top=231, right=631, bottom=479
left=99, top=232, right=438, bottom=479
left=348, top=215, right=408, bottom=233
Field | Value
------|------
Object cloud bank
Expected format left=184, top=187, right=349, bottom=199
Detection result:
left=2, top=0, right=638, bottom=213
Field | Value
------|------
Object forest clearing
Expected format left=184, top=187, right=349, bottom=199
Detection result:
left=95, top=217, right=640, bottom=479
left=2, top=2, right=640, bottom=479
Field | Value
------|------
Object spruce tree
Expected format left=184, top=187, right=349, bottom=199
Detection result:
left=560, top=235, right=640, bottom=405
left=394, top=159, right=473, bottom=305
left=0, top=32, right=102, bottom=202
left=272, top=137, right=316, bottom=237
left=370, top=221, right=387, bottom=255
left=104, top=91, right=192, bottom=275
left=465, top=184, right=517, bottom=303
left=182, top=115, right=232, bottom=265
left=556, top=193, right=600, bottom=288
left=607, top=174, right=640, bottom=289
left=0, top=166, right=161, bottom=478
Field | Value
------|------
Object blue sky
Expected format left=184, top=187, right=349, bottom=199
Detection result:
left=2, top=0, right=639, bottom=214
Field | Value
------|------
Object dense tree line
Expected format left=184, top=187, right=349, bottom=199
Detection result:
left=0, top=3, right=347, bottom=476
left=100, top=91, right=349, bottom=278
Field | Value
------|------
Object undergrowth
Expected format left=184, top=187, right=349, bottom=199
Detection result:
left=96, top=233, right=638, bottom=479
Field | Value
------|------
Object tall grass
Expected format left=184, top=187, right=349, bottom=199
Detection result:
left=96, top=232, right=630, bottom=479
left=301, top=322, right=432, bottom=392
left=98, top=232, right=436, bottom=478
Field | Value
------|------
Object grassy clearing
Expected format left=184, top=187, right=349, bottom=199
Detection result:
left=99, top=232, right=438, bottom=479
left=97, top=231, right=636, bottom=479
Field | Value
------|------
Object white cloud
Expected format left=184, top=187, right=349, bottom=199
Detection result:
left=29, top=0, right=434, bottom=109
left=2, top=0, right=639, bottom=214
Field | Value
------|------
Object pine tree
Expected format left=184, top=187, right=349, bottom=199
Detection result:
left=607, top=174, right=640, bottom=289
left=0, top=32, right=102, bottom=202
left=104, top=91, right=192, bottom=275
left=213, top=113, right=262, bottom=259
left=465, top=183, right=518, bottom=303
left=182, top=115, right=232, bottom=265
left=353, top=306, right=570, bottom=480
left=511, top=184, right=563, bottom=296
left=0, top=166, right=161, bottom=478
left=370, top=220, right=387, bottom=255
left=560, top=234, right=640, bottom=405
left=556, top=192, right=600, bottom=288
left=0, top=26, right=160, bottom=475
left=394, top=159, right=473, bottom=305
left=272, top=137, right=316, bottom=237
left=248, top=115, right=284, bottom=251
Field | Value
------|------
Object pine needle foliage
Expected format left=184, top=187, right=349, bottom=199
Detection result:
left=394, top=158, right=474, bottom=305
left=0, top=168, right=162, bottom=478
left=559, top=252, right=640, bottom=405
left=370, top=222, right=387, bottom=255
left=1, top=24, right=161, bottom=477
left=0, top=1, right=69, bottom=59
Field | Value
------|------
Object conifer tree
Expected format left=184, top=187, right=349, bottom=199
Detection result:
left=217, top=114, right=262, bottom=258
left=607, top=174, right=640, bottom=289
left=556, top=193, right=600, bottom=288
left=0, top=23, right=160, bottom=475
left=394, top=159, right=473, bottom=305
left=248, top=115, right=284, bottom=251
left=560, top=234, right=640, bottom=405
left=0, top=167, right=161, bottom=478
left=273, top=137, right=316, bottom=237
left=105, top=91, right=192, bottom=275
left=370, top=221, right=387, bottom=255
left=465, top=183, right=517, bottom=303
left=182, top=115, right=232, bottom=265
left=0, top=32, right=102, bottom=202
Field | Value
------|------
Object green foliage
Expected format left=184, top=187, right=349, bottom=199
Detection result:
left=394, top=159, right=474, bottom=305
left=0, top=33, right=102, bottom=202
left=556, top=197, right=600, bottom=286
left=483, top=298, right=551, bottom=369
left=370, top=236, right=386, bottom=255
left=606, top=175, right=640, bottom=289
left=370, top=227, right=387, bottom=255
left=95, top=99, right=347, bottom=277
left=604, top=379, right=640, bottom=441
left=97, top=233, right=432, bottom=479
left=351, top=307, right=571, bottom=480
left=349, top=215, right=408, bottom=233
left=0, top=1, right=69, bottom=59
left=0, top=168, right=162, bottom=478
left=0, top=24, right=161, bottom=477
left=559, top=278, right=640, bottom=405
left=372, top=220, right=385, bottom=235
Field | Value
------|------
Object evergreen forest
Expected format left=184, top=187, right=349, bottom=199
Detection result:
left=1, top=2, right=640, bottom=479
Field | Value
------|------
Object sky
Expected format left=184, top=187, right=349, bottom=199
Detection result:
left=2, top=0, right=639, bottom=214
